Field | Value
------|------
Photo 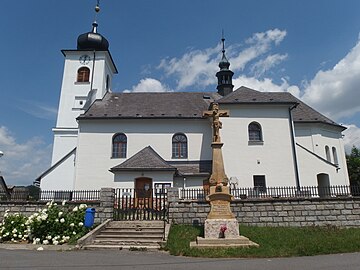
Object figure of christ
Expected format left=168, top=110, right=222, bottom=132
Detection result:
left=203, top=102, right=229, bottom=143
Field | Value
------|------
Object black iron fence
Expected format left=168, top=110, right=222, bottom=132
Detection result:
left=114, top=188, right=168, bottom=221
left=179, top=185, right=360, bottom=200
left=0, top=189, right=100, bottom=202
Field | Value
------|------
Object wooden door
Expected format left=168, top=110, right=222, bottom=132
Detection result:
left=135, top=178, right=152, bottom=208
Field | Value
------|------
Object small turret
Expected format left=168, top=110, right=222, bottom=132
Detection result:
left=216, top=35, right=234, bottom=96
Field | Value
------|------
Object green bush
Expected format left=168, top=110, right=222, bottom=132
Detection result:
left=0, top=201, right=91, bottom=245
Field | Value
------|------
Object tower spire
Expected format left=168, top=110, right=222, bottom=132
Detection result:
left=216, top=32, right=234, bottom=96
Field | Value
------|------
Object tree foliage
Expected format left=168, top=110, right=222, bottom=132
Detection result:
left=346, top=146, right=360, bottom=186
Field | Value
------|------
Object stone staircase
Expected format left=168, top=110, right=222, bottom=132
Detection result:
left=82, top=220, right=166, bottom=250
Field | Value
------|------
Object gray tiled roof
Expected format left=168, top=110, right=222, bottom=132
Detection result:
left=110, top=146, right=176, bottom=172
left=169, top=160, right=212, bottom=176
left=79, top=86, right=343, bottom=129
left=80, top=92, right=221, bottom=119
left=218, top=86, right=343, bottom=128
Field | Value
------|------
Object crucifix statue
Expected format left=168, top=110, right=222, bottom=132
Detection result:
left=203, top=102, right=229, bottom=143
left=203, top=102, right=229, bottom=187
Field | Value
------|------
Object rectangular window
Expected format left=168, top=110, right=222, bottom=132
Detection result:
left=154, top=183, right=171, bottom=195
left=253, top=175, right=266, bottom=193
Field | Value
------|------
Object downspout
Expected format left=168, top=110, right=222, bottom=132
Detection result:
left=289, top=104, right=301, bottom=191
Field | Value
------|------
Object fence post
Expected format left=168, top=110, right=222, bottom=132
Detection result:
left=99, top=188, right=115, bottom=223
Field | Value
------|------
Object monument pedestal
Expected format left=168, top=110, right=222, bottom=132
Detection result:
left=190, top=188, right=259, bottom=249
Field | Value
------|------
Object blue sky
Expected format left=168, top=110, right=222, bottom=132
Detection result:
left=1, top=0, right=360, bottom=186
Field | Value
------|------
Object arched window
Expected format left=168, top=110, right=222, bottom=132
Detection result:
left=112, top=133, right=127, bottom=158
left=172, top=133, right=187, bottom=158
left=77, top=67, right=90, bottom=82
left=325, top=145, right=331, bottom=162
left=248, top=122, right=262, bottom=141
left=332, top=147, right=338, bottom=165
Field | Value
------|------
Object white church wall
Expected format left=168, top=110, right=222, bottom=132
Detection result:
left=294, top=123, right=349, bottom=186
left=220, top=104, right=297, bottom=188
left=74, top=119, right=212, bottom=190
left=41, top=152, right=76, bottom=190
left=173, top=175, right=208, bottom=189
left=111, top=171, right=174, bottom=190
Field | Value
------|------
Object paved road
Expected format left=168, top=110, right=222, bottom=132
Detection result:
left=0, top=250, right=359, bottom=270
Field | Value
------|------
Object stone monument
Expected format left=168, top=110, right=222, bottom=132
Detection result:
left=190, top=102, right=258, bottom=248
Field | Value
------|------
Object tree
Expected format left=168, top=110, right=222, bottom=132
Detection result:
left=346, top=146, right=360, bottom=187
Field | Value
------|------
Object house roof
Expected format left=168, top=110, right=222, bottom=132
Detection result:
left=78, top=86, right=343, bottom=129
left=169, top=160, right=212, bottom=176
left=80, top=92, right=221, bottom=120
left=110, top=146, right=176, bottom=172
left=0, top=176, right=9, bottom=195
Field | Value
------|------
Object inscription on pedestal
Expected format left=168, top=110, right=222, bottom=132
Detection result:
left=207, top=199, right=235, bottom=219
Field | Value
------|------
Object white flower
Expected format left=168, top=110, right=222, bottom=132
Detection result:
left=11, top=221, right=14, bottom=224
left=72, top=206, right=78, bottom=212
left=62, top=200, right=67, bottom=206
left=13, top=234, right=17, bottom=238
left=79, top=204, right=87, bottom=210
left=72, top=231, right=76, bottom=235
left=53, top=240, right=59, bottom=245
left=78, top=222, right=84, bottom=226
left=36, top=216, right=42, bottom=222
left=35, top=238, right=40, bottom=243
left=41, top=214, right=48, bottom=221
left=55, top=219, right=59, bottom=222
left=70, top=223, right=74, bottom=227
left=58, top=212, right=63, bottom=217
left=37, top=247, right=44, bottom=251
left=12, top=228, right=17, bottom=233
left=18, top=234, right=22, bottom=238
left=43, top=240, right=49, bottom=245
left=60, top=218, right=65, bottom=223
left=46, top=235, right=52, bottom=240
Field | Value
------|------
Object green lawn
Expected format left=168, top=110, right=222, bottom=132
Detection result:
left=165, top=224, right=360, bottom=258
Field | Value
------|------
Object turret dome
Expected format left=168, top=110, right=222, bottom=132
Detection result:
left=77, top=22, right=109, bottom=51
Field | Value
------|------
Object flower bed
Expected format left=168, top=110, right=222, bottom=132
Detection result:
left=0, top=201, right=91, bottom=245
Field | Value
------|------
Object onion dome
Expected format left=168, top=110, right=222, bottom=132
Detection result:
left=219, top=38, right=230, bottom=70
left=77, top=22, right=109, bottom=51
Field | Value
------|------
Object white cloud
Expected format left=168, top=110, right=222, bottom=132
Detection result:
left=0, top=126, right=51, bottom=186
left=124, top=78, right=171, bottom=93
left=17, top=100, right=57, bottom=121
left=301, top=39, right=360, bottom=121
left=158, top=29, right=287, bottom=90
left=251, top=53, right=288, bottom=77
left=343, top=124, right=360, bottom=153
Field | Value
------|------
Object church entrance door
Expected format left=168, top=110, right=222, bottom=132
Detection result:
left=135, top=177, right=152, bottom=208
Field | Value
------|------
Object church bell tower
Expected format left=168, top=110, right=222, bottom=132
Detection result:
left=41, top=2, right=117, bottom=190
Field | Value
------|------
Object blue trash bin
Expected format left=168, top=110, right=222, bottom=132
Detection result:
left=84, top=208, right=95, bottom=228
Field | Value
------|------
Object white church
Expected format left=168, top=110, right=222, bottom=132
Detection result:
left=37, top=17, right=350, bottom=193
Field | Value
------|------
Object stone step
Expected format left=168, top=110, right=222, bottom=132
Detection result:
left=92, top=239, right=162, bottom=246
left=99, top=229, right=164, bottom=234
left=106, top=221, right=164, bottom=229
left=96, top=234, right=163, bottom=240
left=83, top=244, right=161, bottom=251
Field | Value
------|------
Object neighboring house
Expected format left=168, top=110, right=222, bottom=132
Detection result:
left=37, top=19, right=349, bottom=192
left=0, top=176, right=10, bottom=199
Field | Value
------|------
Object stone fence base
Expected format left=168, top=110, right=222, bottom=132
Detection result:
left=167, top=188, right=360, bottom=227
